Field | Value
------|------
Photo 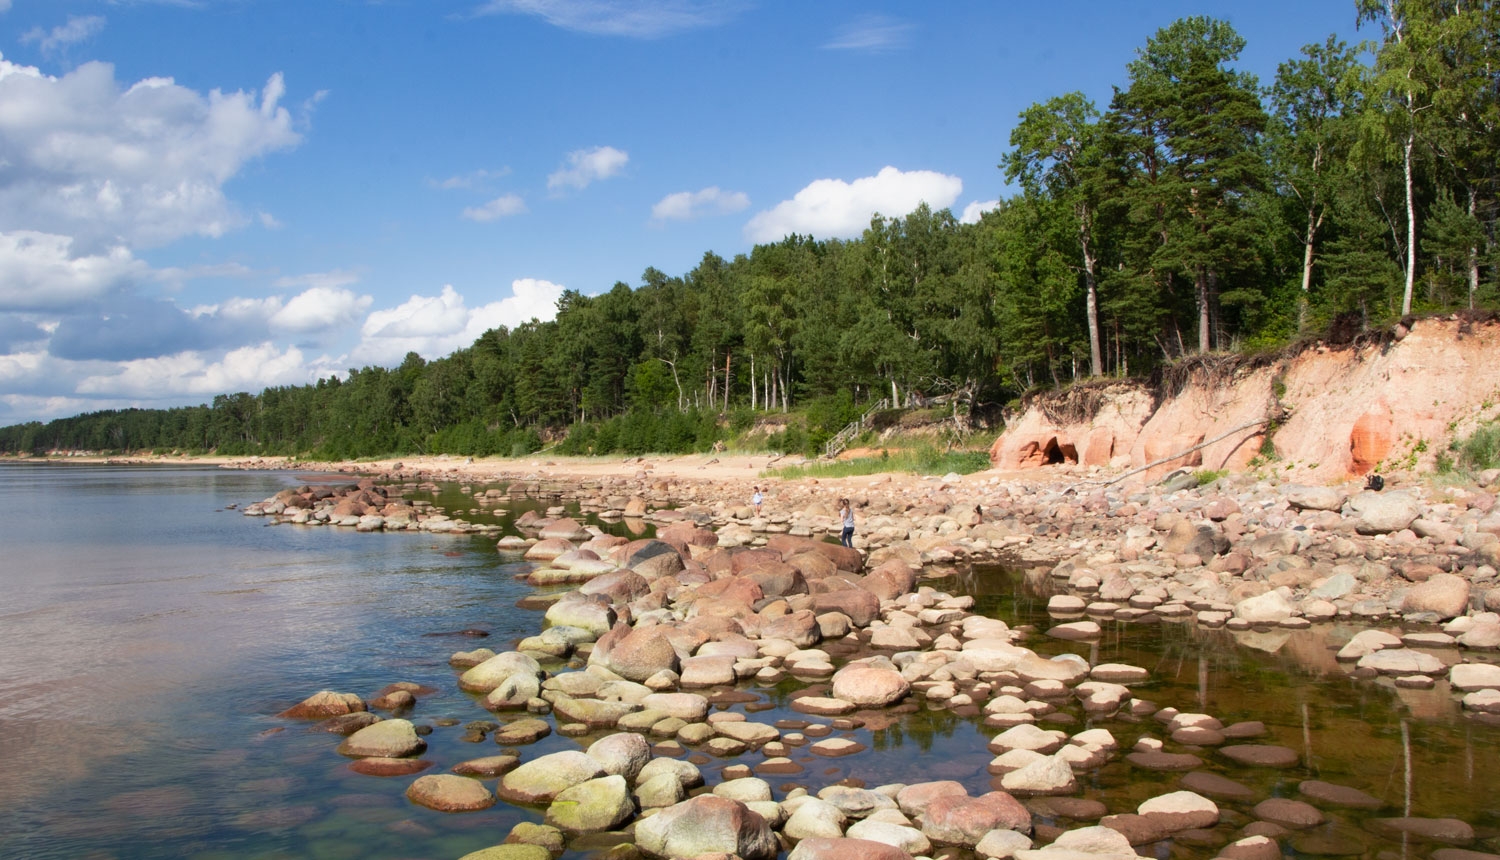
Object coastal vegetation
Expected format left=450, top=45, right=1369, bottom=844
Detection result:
left=6, top=6, right=1500, bottom=461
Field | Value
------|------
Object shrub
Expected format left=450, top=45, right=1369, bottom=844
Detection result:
left=1457, top=421, right=1500, bottom=471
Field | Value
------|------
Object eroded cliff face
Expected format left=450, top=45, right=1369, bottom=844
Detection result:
left=990, top=318, right=1500, bottom=483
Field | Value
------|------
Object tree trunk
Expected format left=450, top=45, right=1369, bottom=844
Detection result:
left=1468, top=189, right=1480, bottom=309
left=749, top=352, right=756, bottom=410
left=724, top=351, right=732, bottom=409
left=1196, top=265, right=1211, bottom=352
left=1300, top=207, right=1317, bottom=330
left=1402, top=129, right=1416, bottom=316
left=1079, top=211, right=1103, bottom=377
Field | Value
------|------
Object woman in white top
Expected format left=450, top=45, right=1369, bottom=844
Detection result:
left=838, top=498, right=854, bottom=548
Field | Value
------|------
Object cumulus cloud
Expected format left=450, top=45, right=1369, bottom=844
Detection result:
left=75, top=342, right=331, bottom=398
left=0, top=56, right=302, bottom=249
left=473, top=0, right=746, bottom=38
left=651, top=186, right=749, bottom=222
left=351, top=279, right=564, bottom=366
left=430, top=167, right=511, bottom=190
left=823, top=14, right=914, bottom=53
left=547, top=146, right=628, bottom=192
left=744, top=166, right=964, bottom=243
left=269, top=286, right=372, bottom=334
left=462, top=194, right=528, bottom=222
left=0, top=231, right=148, bottom=311
left=960, top=199, right=999, bottom=224
left=21, top=15, right=106, bottom=56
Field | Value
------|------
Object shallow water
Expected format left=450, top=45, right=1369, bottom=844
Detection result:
left=1, top=466, right=1497, bottom=859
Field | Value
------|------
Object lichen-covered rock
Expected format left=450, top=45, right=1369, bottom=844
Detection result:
left=497, top=750, right=606, bottom=804
left=634, top=795, right=777, bottom=860
left=543, top=774, right=634, bottom=833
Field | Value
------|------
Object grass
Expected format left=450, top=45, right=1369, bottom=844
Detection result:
left=1455, top=421, right=1500, bottom=471
left=1193, top=468, right=1229, bottom=487
left=763, top=446, right=992, bottom=480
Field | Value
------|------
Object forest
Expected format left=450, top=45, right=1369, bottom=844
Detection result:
left=4, top=4, right=1500, bottom=459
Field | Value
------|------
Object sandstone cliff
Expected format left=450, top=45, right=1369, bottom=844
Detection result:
left=990, top=317, right=1500, bottom=483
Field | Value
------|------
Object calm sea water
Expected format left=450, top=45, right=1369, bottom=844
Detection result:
left=3, top=464, right=1498, bottom=859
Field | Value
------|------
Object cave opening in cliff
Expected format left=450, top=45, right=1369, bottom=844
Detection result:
left=1041, top=437, right=1079, bottom=466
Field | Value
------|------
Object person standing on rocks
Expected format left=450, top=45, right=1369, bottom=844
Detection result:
left=752, top=486, right=763, bottom=516
left=838, top=498, right=855, bottom=548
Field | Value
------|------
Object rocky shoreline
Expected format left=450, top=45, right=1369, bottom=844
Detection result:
left=256, top=461, right=1500, bottom=859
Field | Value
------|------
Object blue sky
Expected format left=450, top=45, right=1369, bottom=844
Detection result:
left=0, top=0, right=1360, bottom=425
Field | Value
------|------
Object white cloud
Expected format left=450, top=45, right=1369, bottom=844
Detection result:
left=651, top=186, right=749, bottom=222
left=269, top=286, right=372, bottom=334
left=462, top=193, right=528, bottom=222
left=744, top=166, right=964, bottom=243
left=0, top=56, right=301, bottom=249
left=823, top=14, right=914, bottom=53
left=0, top=1, right=13, bottom=14
left=473, top=0, right=746, bottom=38
left=431, top=167, right=511, bottom=190
left=547, top=145, right=628, bottom=192
left=273, top=269, right=361, bottom=291
left=258, top=211, right=283, bottom=229
left=75, top=342, right=331, bottom=398
left=0, top=230, right=147, bottom=311
left=960, top=199, right=999, bottom=224
left=351, top=279, right=564, bottom=366
left=21, top=15, right=106, bottom=56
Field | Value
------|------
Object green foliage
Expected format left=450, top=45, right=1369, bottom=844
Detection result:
left=1455, top=421, right=1500, bottom=471
left=1194, top=468, right=1229, bottom=486
left=9, top=12, right=1500, bottom=458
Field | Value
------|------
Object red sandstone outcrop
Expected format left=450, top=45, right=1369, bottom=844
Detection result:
left=991, top=318, right=1500, bottom=482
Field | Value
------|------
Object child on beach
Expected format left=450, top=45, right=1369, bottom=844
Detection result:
left=838, top=498, right=855, bottom=548
left=752, top=486, right=763, bottom=516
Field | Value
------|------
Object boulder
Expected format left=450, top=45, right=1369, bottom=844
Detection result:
left=497, top=750, right=607, bottom=803
left=922, top=791, right=1031, bottom=847
left=1282, top=485, right=1347, bottom=512
left=337, top=719, right=425, bottom=758
left=1234, top=590, right=1296, bottom=624
left=1450, top=662, right=1500, bottom=691
left=1401, top=573, right=1471, bottom=619
left=768, top=534, right=863, bottom=573
left=1136, top=790, right=1218, bottom=831
left=1013, top=826, right=1135, bottom=860
left=406, top=774, right=496, bottom=812
left=634, top=795, right=777, bottom=860
left=458, top=651, right=543, bottom=693
left=278, top=690, right=365, bottom=719
left=1347, top=490, right=1422, bottom=535
left=592, top=623, right=681, bottom=681
left=544, top=774, right=635, bottom=833
left=788, top=838, right=913, bottom=860
left=784, top=798, right=848, bottom=841
left=831, top=665, right=910, bottom=707
left=813, top=590, right=882, bottom=627
left=586, top=732, right=651, bottom=782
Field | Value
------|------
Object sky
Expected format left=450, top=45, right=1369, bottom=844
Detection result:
left=0, top=0, right=1362, bottom=426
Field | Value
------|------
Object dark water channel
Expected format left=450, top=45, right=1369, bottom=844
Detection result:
left=0, top=467, right=1494, bottom=859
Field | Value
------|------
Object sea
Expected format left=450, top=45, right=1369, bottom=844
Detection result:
left=3, top=463, right=1499, bottom=859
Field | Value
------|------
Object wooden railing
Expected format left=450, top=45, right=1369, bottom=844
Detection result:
left=822, top=398, right=890, bottom=459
